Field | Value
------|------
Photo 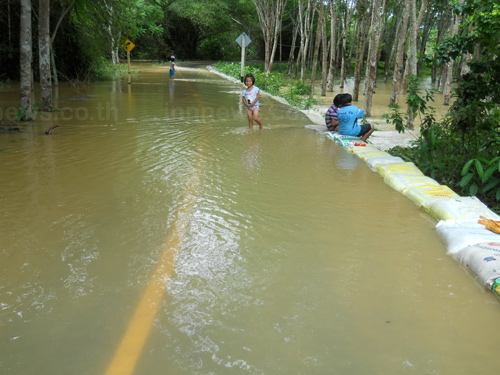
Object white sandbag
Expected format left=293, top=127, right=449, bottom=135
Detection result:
left=383, top=173, right=439, bottom=192
left=454, top=242, right=500, bottom=287
left=428, top=196, right=500, bottom=221
left=375, top=162, right=424, bottom=178
left=403, top=185, right=459, bottom=209
left=325, top=132, right=360, bottom=142
left=436, top=219, right=500, bottom=254
left=365, top=156, right=404, bottom=171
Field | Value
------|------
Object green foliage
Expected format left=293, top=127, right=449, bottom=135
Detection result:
left=386, top=75, right=500, bottom=213
left=90, top=57, right=129, bottom=81
left=383, top=76, right=437, bottom=134
left=213, top=62, right=317, bottom=109
left=16, top=103, right=40, bottom=121
left=382, top=104, right=405, bottom=133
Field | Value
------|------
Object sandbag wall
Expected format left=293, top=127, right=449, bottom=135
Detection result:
left=323, top=130, right=500, bottom=298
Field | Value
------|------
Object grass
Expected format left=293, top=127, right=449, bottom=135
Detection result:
left=213, top=62, right=318, bottom=109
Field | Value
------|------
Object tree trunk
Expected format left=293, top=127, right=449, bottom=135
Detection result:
left=346, top=15, right=358, bottom=77
left=384, top=10, right=402, bottom=83
left=339, top=3, right=355, bottom=89
left=417, top=5, right=435, bottom=74
left=389, top=0, right=411, bottom=105
left=432, top=5, right=451, bottom=84
left=353, top=0, right=369, bottom=102
left=297, top=0, right=313, bottom=81
left=8, top=0, right=12, bottom=47
left=364, top=0, right=383, bottom=116
left=327, top=0, right=338, bottom=92
left=39, top=0, right=52, bottom=112
left=405, top=0, right=418, bottom=129
left=443, top=0, right=463, bottom=105
left=252, top=0, right=287, bottom=75
left=50, top=0, right=76, bottom=86
left=287, top=16, right=299, bottom=75
left=268, top=1, right=285, bottom=73
left=20, top=0, right=33, bottom=121
left=310, top=6, right=321, bottom=98
left=402, top=0, right=424, bottom=93
left=320, top=0, right=328, bottom=96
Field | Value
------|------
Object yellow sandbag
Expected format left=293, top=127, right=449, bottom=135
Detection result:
left=347, top=144, right=379, bottom=154
left=375, top=162, right=424, bottom=178
left=403, top=185, right=459, bottom=209
left=384, top=173, right=439, bottom=192
left=365, top=156, right=404, bottom=171
left=353, top=150, right=393, bottom=160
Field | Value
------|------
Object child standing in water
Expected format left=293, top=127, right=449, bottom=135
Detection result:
left=169, top=55, right=175, bottom=79
left=242, top=74, right=263, bottom=129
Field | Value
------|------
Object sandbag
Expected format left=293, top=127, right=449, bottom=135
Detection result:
left=348, top=144, right=379, bottom=154
left=353, top=150, right=393, bottom=160
left=383, top=173, right=439, bottom=192
left=492, top=278, right=500, bottom=297
left=403, top=185, right=459, bottom=209
left=365, top=156, right=404, bottom=171
left=324, top=132, right=359, bottom=142
left=436, top=219, right=500, bottom=254
left=454, top=242, right=500, bottom=287
left=428, top=196, right=500, bottom=221
left=375, top=162, right=424, bottom=178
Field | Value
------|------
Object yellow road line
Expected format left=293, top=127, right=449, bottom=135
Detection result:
left=106, top=66, right=203, bottom=375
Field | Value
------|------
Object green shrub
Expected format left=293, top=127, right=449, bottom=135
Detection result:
left=213, top=62, right=317, bottom=109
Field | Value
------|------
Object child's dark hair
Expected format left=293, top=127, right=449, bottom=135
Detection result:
left=340, top=93, right=352, bottom=106
left=244, top=74, right=255, bottom=85
left=333, top=94, right=342, bottom=107
left=170, top=56, right=175, bottom=62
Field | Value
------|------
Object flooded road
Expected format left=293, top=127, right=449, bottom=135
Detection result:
left=1, top=63, right=499, bottom=375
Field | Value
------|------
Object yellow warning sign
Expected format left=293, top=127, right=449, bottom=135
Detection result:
left=121, top=40, right=135, bottom=53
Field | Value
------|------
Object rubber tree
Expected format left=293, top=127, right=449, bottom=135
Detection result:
left=19, top=0, right=33, bottom=121
left=252, top=0, right=288, bottom=74
left=39, top=0, right=52, bottom=111
left=353, top=0, right=369, bottom=102
left=389, top=0, right=411, bottom=105
left=364, top=0, right=383, bottom=116
left=443, top=0, right=464, bottom=105
left=327, top=0, right=338, bottom=92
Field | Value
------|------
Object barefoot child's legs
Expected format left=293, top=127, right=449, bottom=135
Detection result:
left=359, top=123, right=374, bottom=142
left=252, top=108, right=263, bottom=128
left=247, top=108, right=255, bottom=129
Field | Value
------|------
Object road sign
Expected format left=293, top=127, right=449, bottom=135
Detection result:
left=235, top=33, right=251, bottom=48
left=122, top=40, right=136, bottom=53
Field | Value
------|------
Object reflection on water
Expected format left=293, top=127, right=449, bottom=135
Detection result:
left=1, top=63, right=499, bottom=375
left=242, top=130, right=262, bottom=178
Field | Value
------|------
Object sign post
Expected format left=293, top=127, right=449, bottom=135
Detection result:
left=235, top=33, right=251, bottom=83
left=121, top=39, right=136, bottom=84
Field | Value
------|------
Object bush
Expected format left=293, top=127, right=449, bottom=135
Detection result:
left=213, top=62, right=317, bottom=109
left=385, top=77, right=500, bottom=214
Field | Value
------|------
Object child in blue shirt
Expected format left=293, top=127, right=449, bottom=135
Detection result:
left=337, top=93, right=374, bottom=142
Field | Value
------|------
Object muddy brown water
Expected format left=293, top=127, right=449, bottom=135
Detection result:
left=1, top=63, right=498, bottom=375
